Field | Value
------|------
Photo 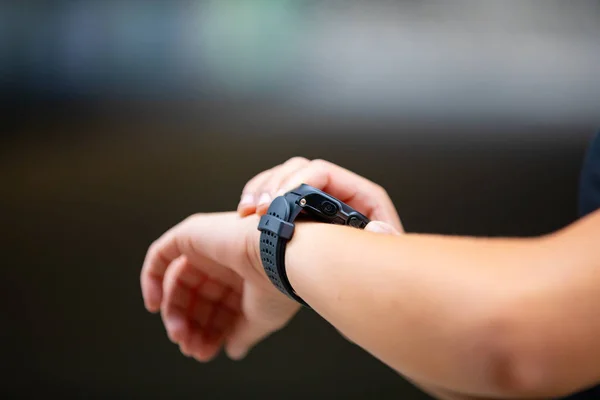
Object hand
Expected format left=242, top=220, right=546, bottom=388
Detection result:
left=140, top=212, right=300, bottom=361
left=237, top=157, right=403, bottom=232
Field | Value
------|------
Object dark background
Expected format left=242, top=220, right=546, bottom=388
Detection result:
left=1, top=1, right=599, bottom=399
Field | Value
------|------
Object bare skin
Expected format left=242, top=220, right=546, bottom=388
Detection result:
left=140, top=158, right=600, bottom=399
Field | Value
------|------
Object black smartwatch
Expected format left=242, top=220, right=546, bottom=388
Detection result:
left=257, top=184, right=370, bottom=307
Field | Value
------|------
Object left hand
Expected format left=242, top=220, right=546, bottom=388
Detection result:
left=140, top=212, right=301, bottom=361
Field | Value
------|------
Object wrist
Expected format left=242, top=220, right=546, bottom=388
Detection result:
left=246, top=210, right=318, bottom=302
left=243, top=213, right=306, bottom=308
left=242, top=214, right=265, bottom=278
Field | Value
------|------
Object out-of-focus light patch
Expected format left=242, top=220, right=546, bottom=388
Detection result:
left=195, top=0, right=306, bottom=94
left=1, top=1, right=599, bottom=125
left=286, top=1, right=600, bottom=124
left=58, top=2, right=108, bottom=95
left=0, top=4, right=10, bottom=80
left=57, top=2, right=186, bottom=96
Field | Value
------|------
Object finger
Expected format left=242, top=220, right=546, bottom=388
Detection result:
left=187, top=327, right=224, bottom=362
left=186, top=289, right=239, bottom=362
left=238, top=168, right=274, bottom=217
left=141, top=223, right=186, bottom=313
left=161, top=255, right=233, bottom=362
left=161, top=256, right=193, bottom=345
left=280, top=160, right=402, bottom=230
left=255, top=157, right=309, bottom=214
left=251, top=165, right=282, bottom=215
left=142, top=213, right=248, bottom=313
left=365, top=221, right=402, bottom=236
left=189, top=296, right=239, bottom=362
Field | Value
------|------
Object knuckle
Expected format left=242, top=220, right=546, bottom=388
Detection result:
left=373, top=183, right=388, bottom=197
left=259, top=167, right=280, bottom=189
left=145, top=247, right=156, bottom=262
left=286, top=156, right=309, bottom=165
left=145, top=240, right=162, bottom=263
left=262, top=172, right=285, bottom=192
left=179, top=213, right=202, bottom=233
left=242, top=177, right=260, bottom=193
left=311, top=158, right=330, bottom=168
left=183, top=213, right=200, bottom=224
left=242, top=181, right=253, bottom=193
left=243, top=169, right=271, bottom=193
left=147, top=239, right=161, bottom=254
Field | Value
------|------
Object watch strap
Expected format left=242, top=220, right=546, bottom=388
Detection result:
left=258, top=196, right=309, bottom=307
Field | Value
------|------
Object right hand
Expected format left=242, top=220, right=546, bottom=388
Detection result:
left=237, top=157, right=403, bottom=232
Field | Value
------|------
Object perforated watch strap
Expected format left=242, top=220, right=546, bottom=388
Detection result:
left=257, top=196, right=309, bottom=307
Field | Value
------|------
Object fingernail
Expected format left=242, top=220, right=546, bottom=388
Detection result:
left=257, top=193, right=271, bottom=206
left=275, top=188, right=286, bottom=197
left=365, top=221, right=400, bottom=235
left=239, top=193, right=254, bottom=206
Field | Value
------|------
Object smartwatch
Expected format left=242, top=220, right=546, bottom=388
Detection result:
left=257, top=184, right=370, bottom=307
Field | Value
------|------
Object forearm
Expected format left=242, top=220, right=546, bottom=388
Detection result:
left=284, top=222, right=552, bottom=398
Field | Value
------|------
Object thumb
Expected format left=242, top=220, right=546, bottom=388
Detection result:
left=365, top=220, right=401, bottom=236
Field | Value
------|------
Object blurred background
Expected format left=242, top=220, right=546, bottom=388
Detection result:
left=1, top=1, right=599, bottom=399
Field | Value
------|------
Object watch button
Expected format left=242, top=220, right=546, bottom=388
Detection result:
left=320, top=200, right=338, bottom=216
left=348, top=216, right=362, bottom=228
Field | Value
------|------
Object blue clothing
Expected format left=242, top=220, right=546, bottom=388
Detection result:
left=579, top=133, right=600, bottom=219
left=561, top=132, right=600, bottom=399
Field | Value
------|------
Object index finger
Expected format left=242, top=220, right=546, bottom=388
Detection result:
left=279, top=160, right=368, bottom=201
left=140, top=222, right=186, bottom=313
left=279, top=160, right=401, bottom=227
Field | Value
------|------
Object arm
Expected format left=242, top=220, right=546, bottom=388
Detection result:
left=141, top=209, right=600, bottom=399
left=144, top=157, right=600, bottom=399
left=254, top=209, right=600, bottom=399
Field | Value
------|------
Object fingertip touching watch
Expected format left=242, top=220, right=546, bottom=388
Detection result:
left=257, top=184, right=370, bottom=307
